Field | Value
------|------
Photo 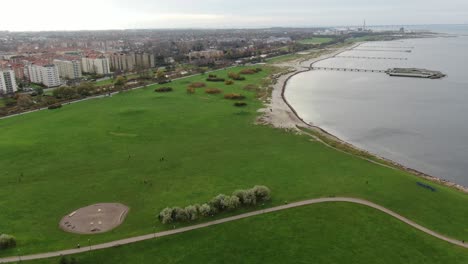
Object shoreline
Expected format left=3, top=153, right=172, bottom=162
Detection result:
left=261, top=42, right=468, bottom=194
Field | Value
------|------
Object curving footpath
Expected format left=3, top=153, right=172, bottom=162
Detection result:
left=1, top=197, right=466, bottom=263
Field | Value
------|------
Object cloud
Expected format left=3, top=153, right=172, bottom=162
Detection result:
left=1, top=0, right=467, bottom=31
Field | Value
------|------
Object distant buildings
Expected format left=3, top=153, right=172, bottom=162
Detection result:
left=0, top=70, right=18, bottom=94
left=188, top=49, right=224, bottom=62
left=81, top=55, right=110, bottom=75
left=53, top=59, right=82, bottom=79
left=108, top=52, right=155, bottom=72
left=25, top=64, right=61, bottom=87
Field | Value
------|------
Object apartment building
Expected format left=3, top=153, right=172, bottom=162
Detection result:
left=53, top=59, right=82, bottom=80
left=81, top=55, right=110, bottom=75
left=0, top=70, right=18, bottom=94
left=26, top=64, right=61, bottom=88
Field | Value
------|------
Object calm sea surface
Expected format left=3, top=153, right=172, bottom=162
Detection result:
left=285, top=26, right=468, bottom=186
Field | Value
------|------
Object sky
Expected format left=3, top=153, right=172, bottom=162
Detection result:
left=2, top=0, right=468, bottom=31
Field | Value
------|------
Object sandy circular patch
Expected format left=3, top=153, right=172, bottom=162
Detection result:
left=60, top=203, right=129, bottom=234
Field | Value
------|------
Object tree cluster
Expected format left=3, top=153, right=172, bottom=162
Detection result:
left=158, top=186, right=271, bottom=224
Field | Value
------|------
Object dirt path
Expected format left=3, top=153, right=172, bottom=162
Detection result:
left=1, top=197, right=466, bottom=263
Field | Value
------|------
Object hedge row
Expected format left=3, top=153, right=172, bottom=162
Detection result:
left=206, top=77, right=226, bottom=82
left=158, top=186, right=271, bottom=224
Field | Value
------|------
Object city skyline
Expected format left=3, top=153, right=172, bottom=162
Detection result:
left=2, top=0, right=468, bottom=31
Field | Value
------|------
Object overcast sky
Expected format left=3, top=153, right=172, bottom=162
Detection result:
left=2, top=0, right=468, bottom=31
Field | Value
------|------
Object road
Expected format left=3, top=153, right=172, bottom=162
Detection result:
left=1, top=197, right=466, bottom=263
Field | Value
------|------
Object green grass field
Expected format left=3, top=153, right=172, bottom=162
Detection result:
left=22, top=204, right=468, bottom=264
left=0, top=66, right=467, bottom=260
left=266, top=54, right=303, bottom=64
left=298, top=37, right=334, bottom=45
left=94, top=78, right=114, bottom=86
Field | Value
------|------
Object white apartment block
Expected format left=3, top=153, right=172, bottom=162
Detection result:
left=0, top=70, right=18, bottom=94
left=53, top=59, right=82, bottom=79
left=81, top=56, right=110, bottom=75
left=26, top=64, right=61, bottom=88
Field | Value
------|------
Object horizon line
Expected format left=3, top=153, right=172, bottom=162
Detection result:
left=1, top=23, right=467, bottom=33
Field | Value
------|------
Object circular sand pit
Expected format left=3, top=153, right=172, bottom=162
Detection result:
left=60, top=203, right=129, bottom=234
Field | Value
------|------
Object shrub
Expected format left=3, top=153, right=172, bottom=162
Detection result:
left=228, top=72, right=246, bottom=81
left=185, top=205, right=200, bottom=221
left=199, top=204, right=214, bottom=217
left=155, top=87, right=173, bottom=93
left=173, top=207, right=189, bottom=222
left=253, top=185, right=271, bottom=202
left=210, top=194, right=228, bottom=211
left=239, top=69, right=257, bottom=75
left=0, top=234, right=16, bottom=250
left=206, top=77, right=225, bottom=82
left=158, top=208, right=174, bottom=224
left=208, top=74, right=217, bottom=78
left=225, top=80, right=234, bottom=85
left=242, top=189, right=257, bottom=205
left=48, top=104, right=62, bottom=110
left=224, top=93, right=246, bottom=100
left=234, top=102, right=248, bottom=107
left=224, top=196, right=241, bottom=210
left=187, top=87, right=195, bottom=94
left=158, top=185, right=271, bottom=224
left=53, top=87, right=78, bottom=99
left=188, top=82, right=206, bottom=88
left=255, top=68, right=263, bottom=72
left=205, top=88, right=222, bottom=94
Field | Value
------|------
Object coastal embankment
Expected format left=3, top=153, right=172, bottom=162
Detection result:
left=261, top=43, right=468, bottom=193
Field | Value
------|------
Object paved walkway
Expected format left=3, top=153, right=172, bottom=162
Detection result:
left=1, top=197, right=466, bottom=263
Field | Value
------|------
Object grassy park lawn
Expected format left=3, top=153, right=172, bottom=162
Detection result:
left=298, top=37, right=334, bottom=45
left=266, top=54, right=303, bottom=64
left=0, top=66, right=467, bottom=257
left=23, top=203, right=468, bottom=264
left=94, top=78, right=114, bottom=86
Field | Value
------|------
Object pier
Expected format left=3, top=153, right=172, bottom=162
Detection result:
left=311, top=67, right=385, bottom=73
left=363, top=46, right=415, bottom=49
left=354, top=49, right=412, bottom=53
left=336, top=56, right=408, bottom=60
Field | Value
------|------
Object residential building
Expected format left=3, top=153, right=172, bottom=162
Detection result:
left=25, top=64, right=61, bottom=88
left=109, top=53, right=135, bottom=72
left=188, top=49, right=224, bottom=62
left=0, top=70, right=18, bottom=94
left=41, top=65, right=61, bottom=87
left=81, top=55, right=110, bottom=75
left=108, top=52, right=155, bottom=72
left=53, top=59, right=82, bottom=79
